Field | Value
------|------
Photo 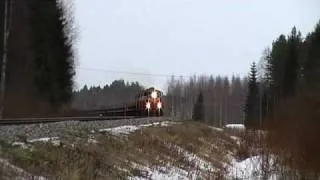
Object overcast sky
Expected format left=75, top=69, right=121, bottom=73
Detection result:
left=73, top=0, right=320, bottom=91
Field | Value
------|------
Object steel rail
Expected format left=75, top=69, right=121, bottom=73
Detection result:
left=0, top=116, right=141, bottom=125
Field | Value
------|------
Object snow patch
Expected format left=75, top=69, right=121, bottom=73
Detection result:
left=128, top=145, right=216, bottom=180
left=159, top=121, right=181, bottom=127
left=224, top=124, right=245, bottom=129
left=99, top=121, right=176, bottom=136
left=209, top=126, right=224, bottom=132
left=27, top=137, right=59, bottom=143
left=174, top=145, right=214, bottom=172
left=226, top=155, right=278, bottom=180
left=12, top=142, right=29, bottom=149
left=99, top=125, right=140, bottom=135
left=139, top=123, right=160, bottom=127
left=27, top=137, right=61, bottom=146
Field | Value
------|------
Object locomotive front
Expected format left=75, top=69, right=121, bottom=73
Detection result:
left=136, top=87, right=164, bottom=116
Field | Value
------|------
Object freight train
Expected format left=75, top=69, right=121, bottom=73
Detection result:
left=85, top=87, right=164, bottom=117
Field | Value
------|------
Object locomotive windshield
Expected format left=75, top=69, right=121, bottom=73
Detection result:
left=137, top=88, right=163, bottom=99
left=144, top=90, right=161, bottom=98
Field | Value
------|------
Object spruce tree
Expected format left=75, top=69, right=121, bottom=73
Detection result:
left=244, top=62, right=259, bottom=129
left=303, top=22, right=320, bottom=91
left=192, top=91, right=204, bottom=122
left=0, top=1, right=3, bottom=69
left=261, top=48, right=273, bottom=118
left=29, top=0, right=75, bottom=108
left=262, top=35, right=288, bottom=118
left=282, top=27, right=302, bottom=98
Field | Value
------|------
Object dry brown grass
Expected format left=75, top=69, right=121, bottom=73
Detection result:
left=0, top=121, right=242, bottom=180
left=246, top=92, right=320, bottom=179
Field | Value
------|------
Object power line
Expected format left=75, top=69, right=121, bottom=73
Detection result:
left=77, top=67, right=246, bottom=79
left=77, top=67, right=192, bottom=78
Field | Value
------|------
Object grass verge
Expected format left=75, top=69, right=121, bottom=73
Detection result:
left=0, top=121, right=241, bottom=180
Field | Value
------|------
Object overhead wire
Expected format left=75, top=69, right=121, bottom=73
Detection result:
left=76, top=67, right=194, bottom=78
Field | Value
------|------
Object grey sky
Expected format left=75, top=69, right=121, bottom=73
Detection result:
left=74, top=0, right=320, bottom=91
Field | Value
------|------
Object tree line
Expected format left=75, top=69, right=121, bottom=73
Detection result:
left=243, top=20, right=320, bottom=177
left=244, top=20, right=320, bottom=129
left=0, top=0, right=75, bottom=117
left=72, top=80, right=144, bottom=110
left=165, top=75, right=248, bottom=126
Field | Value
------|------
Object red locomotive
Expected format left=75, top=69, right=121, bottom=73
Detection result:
left=134, top=87, right=164, bottom=116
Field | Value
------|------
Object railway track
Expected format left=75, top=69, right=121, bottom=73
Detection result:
left=0, top=116, right=140, bottom=126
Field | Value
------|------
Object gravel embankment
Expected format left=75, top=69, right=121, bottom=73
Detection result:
left=0, top=117, right=168, bottom=142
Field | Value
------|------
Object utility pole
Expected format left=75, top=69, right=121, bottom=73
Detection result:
left=0, top=0, right=12, bottom=119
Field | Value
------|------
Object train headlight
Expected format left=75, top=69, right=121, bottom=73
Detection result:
left=151, top=91, right=157, bottom=99
left=146, top=102, right=151, bottom=109
left=157, top=102, right=162, bottom=109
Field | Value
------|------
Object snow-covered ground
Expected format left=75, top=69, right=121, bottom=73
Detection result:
left=99, top=125, right=140, bottom=135
left=128, top=164, right=197, bottom=180
left=12, top=137, right=61, bottom=148
left=97, top=121, right=220, bottom=179
left=7, top=122, right=279, bottom=180
left=122, top=123, right=277, bottom=180
left=173, top=145, right=214, bottom=172
left=100, top=122, right=274, bottom=179
left=127, top=143, right=217, bottom=179
left=128, top=155, right=278, bottom=180
left=99, top=121, right=177, bottom=136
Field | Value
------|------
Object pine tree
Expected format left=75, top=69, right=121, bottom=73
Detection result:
left=244, top=62, right=259, bottom=129
left=192, top=90, right=204, bottom=122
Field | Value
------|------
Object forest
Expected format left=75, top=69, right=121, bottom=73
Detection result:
left=242, top=21, right=320, bottom=177
left=72, top=80, right=144, bottom=110
left=0, top=0, right=75, bottom=117
left=74, top=19, right=320, bottom=137
left=72, top=76, right=249, bottom=126
left=244, top=22, right=320, bottom=129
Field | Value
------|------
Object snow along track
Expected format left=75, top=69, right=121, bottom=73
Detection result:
left=0, top=117, right=168, bottom=141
